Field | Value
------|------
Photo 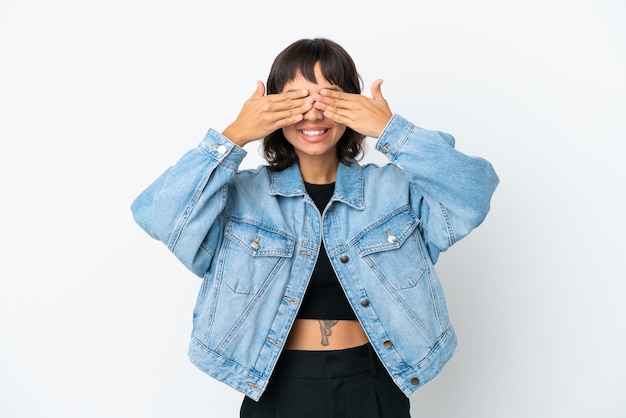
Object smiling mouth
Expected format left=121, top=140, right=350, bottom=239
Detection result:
left=300, top=129, right=328, bottom=136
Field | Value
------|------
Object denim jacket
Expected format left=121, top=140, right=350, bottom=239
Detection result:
left=131, top=114, right=499, bottom=401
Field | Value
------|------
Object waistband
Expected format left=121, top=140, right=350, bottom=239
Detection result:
left=272, top=343, right=383, bottom=379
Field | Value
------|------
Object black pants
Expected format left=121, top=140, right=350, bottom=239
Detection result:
left=240, top=343, right=411, bottom=418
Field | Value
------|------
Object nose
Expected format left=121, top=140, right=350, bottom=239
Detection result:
left=303, top=104, right=324, bottom=121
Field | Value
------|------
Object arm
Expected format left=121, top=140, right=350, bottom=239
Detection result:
left=376, top=114, right=499, bottom=262
left=131, top=82, right=313, bottom=276
left=313, top=80, right=499, bottom=262
left=131, top=130, right=246, bottom=276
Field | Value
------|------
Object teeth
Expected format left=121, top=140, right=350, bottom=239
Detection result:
left=301, top=129, right=326, bottom=136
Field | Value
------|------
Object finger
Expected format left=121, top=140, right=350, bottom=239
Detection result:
left=320, top=89, right=348, bottom=105
left=318, top=88, right=345, bottom=98
left=251, top=80, right=265, bottom=99
left=276, top=111, right=304, bottom=128
left=315, top=90, right=357, bottom=110
left=267, top=89, right=309, bottom=110
left=322, top=109, right=350, bottom=125
left=278, top=96, right=313, bottom=113
left=297, top=99, right=314, bottom=114
left=285, top=89, right=309, bottom=100
left=284, top=102, right=311, bottom=120
left=371, top=79, right=384, bottom=101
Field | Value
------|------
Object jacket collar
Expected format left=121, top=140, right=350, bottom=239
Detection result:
left=269, top=160, right=365, bottom=210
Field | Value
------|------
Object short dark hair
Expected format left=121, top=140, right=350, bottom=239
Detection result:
left=262, top=38, right=365, bottom=171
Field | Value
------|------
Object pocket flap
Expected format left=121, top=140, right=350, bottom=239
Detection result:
left=225, top=221, right=295, bottom=257
left=355, top=209, right=419, bottom=256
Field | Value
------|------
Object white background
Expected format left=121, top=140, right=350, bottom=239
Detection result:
left=1, top=0, right=625, bottom=417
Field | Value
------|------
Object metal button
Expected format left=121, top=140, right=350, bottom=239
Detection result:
left=250, top=236, right=260, bottom=250
left=339, top=255, right=349, bottom=263
left=386, top=230, right=397, bottom=243
left=360, top=298, right=370, bottom=307
left=381, top=143, right=390, bottom=153
left=217, top=145, right=227, bottom=154
left=411, top=377, right=420, bottom=385
left=383, top=340, right=393, bottom=349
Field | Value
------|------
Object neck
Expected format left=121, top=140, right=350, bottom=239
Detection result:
left=298, top=157, right=338, bottom=184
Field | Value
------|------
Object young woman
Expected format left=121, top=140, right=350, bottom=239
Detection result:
left=131, top=38, right=499, bottom=418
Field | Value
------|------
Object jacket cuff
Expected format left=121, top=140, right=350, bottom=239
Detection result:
left=198, top=128, right=247, bottom=170
left=376, top=114, right=456, bottom=160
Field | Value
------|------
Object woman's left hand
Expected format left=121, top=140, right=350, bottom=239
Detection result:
left=312, top=79, right=392, bottom=138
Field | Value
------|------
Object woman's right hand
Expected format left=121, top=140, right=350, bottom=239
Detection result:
left=222, top=81, right=313, bottom=147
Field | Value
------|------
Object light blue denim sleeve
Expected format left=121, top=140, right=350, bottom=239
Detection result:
left=131, top=129, right=247, bottom=276
left=376, top=114, right=499, bottom=263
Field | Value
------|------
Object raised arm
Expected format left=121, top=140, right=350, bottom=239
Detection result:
left=131, top=130, right=246, bottom=276
left=312, top=80, right=499, bottom=262
left=376, top=114, right=499, bottom=262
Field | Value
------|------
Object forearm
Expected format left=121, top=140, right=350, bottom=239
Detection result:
left=131, top=129, right=247, bottom=275
left=377, top=114, right=499, bottom=259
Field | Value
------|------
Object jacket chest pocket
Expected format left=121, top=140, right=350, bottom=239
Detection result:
left=220, top=221, right=295, bottom=295
left=355, top=209, right=428, bottom=290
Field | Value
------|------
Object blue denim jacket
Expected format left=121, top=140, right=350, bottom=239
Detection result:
left=131, top=114, right=499, bottom=401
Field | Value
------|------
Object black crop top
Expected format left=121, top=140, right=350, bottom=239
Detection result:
left=297, top=182, right=357, bottom=320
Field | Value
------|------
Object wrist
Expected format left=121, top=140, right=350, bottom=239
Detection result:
left=222, top=125, right=252, bottom=147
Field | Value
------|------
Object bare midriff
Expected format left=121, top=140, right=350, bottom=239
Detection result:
left=284, top=319, right=369, bottom=350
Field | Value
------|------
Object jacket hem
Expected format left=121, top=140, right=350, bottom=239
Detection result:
left=188, top=337, right=269, bottom=401
left=395, top=326, right=457, bottom=396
